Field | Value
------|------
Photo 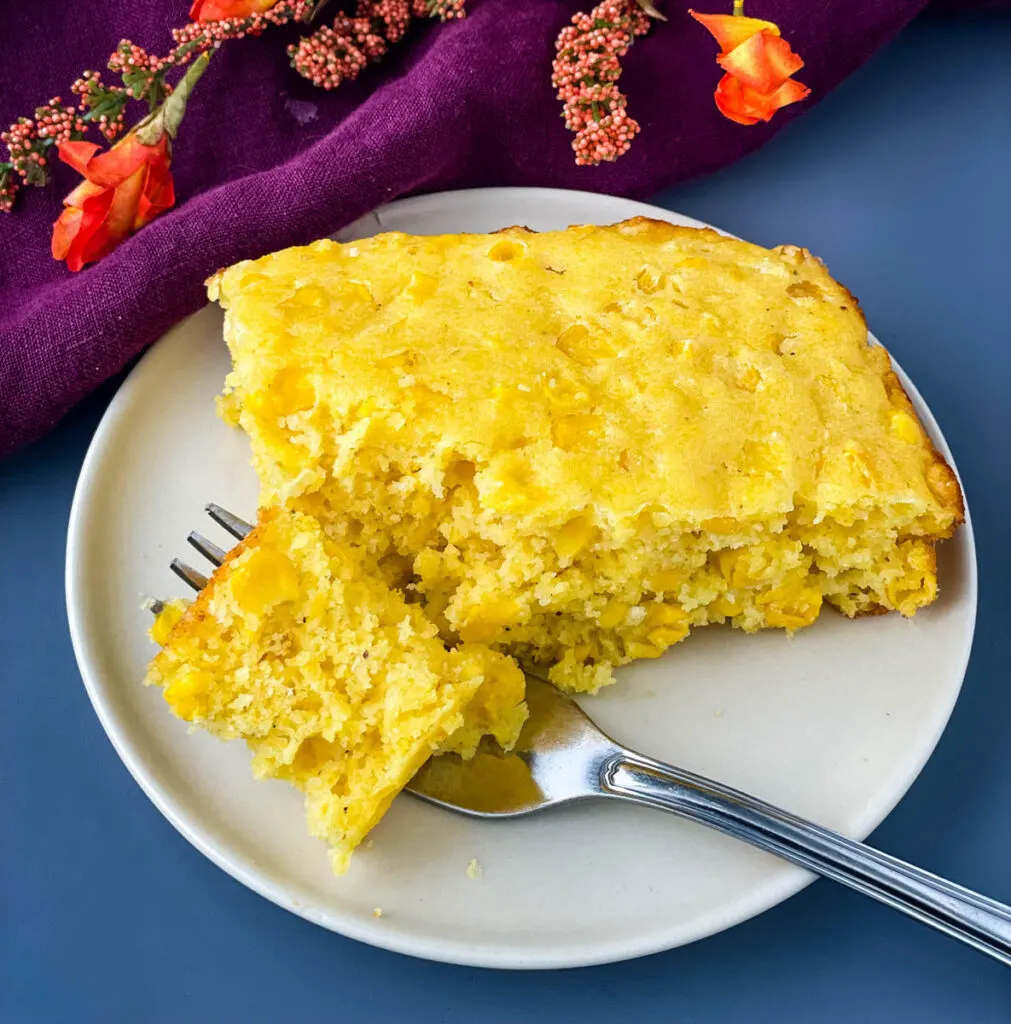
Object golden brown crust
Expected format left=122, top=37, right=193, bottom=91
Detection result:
left=152, top=511, right=271, bottom=655
left=853, top=603, right=891, bottom=618
left=615, top=217, right=724, bottom=245
left=876, top=350, right=965, bottom=530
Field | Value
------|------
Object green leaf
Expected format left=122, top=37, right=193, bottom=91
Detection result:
left=136, top=51, right=212, bottom=145
left=23, top=162, right=50, bottom=187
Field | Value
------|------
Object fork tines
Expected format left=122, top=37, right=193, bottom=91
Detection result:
left=163, top=504, right=254, bottom=596
left=206, top=503, right=253, bottom=541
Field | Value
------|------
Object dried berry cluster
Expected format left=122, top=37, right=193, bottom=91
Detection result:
left=290, top=0, right=463, bottom=90
left=552, top=0, right=653, bottom=166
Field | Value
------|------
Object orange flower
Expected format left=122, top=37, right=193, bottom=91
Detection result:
left=189, top=0, right=278, bottom=21
left=51, top=134, right=174, bottom=272
left=690, top=9, right=809, bottom=125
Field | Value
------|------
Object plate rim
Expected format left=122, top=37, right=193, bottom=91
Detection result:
left=65, top=186, right=978, bottom=969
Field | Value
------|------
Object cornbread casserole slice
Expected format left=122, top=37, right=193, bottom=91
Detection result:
left=145, top=507, right=526, bottom=873
left=209, top=218, right=963, bottom=693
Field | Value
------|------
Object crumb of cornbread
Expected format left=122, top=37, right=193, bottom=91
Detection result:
left=148, top=598, right=187, bottom=646
left=466, top=858, right=482, bottom=880
left=373, top=908, right=383, bottom=918
left=209, top=218, right=963, bottom=692
left=145, top=506, right=526, bottom=873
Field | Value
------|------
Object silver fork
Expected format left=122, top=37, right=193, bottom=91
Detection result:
left=151, top=503, right=253, bottom=606
left=161, top=505, right=1011, bottom=967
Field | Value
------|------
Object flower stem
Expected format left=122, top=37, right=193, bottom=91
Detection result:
left=137, top=51, right=211, bottom=145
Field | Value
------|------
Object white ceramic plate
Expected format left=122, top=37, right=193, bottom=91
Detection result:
left=66, top=188, right=976, bottom=969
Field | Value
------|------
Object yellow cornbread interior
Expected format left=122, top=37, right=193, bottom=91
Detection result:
left=210, top=218, right=963, bottom=692
left=145, top=507, right=526, bottom=873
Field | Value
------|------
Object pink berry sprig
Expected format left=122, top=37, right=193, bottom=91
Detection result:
left=289, top=14, right=380, bottom=89
left=552, top=0, right=655, bottom=166
left=108, top=42, right=175, bottom=111
left=425, top=0, right=465, bottom=19
left=170, top=0, right=316, bottom=52
left=0, top=99, right=87, bottom=191
left=71, top=72, right=131, bottom=142
left=32, top=100, right=87, bottom=148
left=364, top=0, right=411, bottom=44
left=290, top=0, right=464, bottom=90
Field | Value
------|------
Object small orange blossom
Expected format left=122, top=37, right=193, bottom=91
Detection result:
left=690, top=8, right=809, bottom=125
left=189, top=0, right=279, bottom=22
left=51, top=134, right=174, bottom=272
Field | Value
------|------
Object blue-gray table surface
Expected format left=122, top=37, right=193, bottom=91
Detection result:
left=3, top=11, right=1009, bottom=1022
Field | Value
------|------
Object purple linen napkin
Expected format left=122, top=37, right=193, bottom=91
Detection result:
left=0, top=0, right=930, bottom=454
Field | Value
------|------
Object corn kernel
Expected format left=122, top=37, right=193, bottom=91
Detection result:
left=271, top=366, right=315, bottom=416
left=487, top=239, right=526, bottom=262
left=786, top=280, right=824, bottom=300
left=345, top=280, right=374, bottom=305
left=482, top=453, right=545, bottom=513
left=718, top=549, right=745, bottom=587
left=164, top=668, right=210, bottom=721
left=572, top=642, right=595, bottom=662
left=740, top=440, right=781, bottom=477
left=556, top=515, right=599, bottom=560
left=635, top=266, right=665, bottom=294
left=293, top=735, right=341, bottom=774
left=649, top=568, right=682, bottom=593
left=702, top=517, right=739, bottom=536
left=712, top=595, right=742, bottom=618
left=286, top=283, right=329, bottom=311
left=458, top=597, right=521, bottom=642
left=275, top=438, right=311, bottom=473
left=675, top=256, right=707, bottom=270
left=760, top=582, right=823, bottom=630
left=231, top=548, right=301, bottom=615
left=150, top=600, right=187, bottom=646
left=645, top=603, right=687, bottom=628
left=843, top=442, right=874, bottom=488
left=624, top=641, right=665, bottom=660
left=598, top=600, right=630, bottom=629
left=552, top=413, right=601, bottom=451
left=556, top=324, right=616, bottom=366
left=889, top=409, right=920, bottom=444
left=647, top=624, right=689, bottom=649
left=407, top=271, right=437, bottom=299
left=375, top=348, right=413, bottom=369
left=735, top=365, right=761, bottom=393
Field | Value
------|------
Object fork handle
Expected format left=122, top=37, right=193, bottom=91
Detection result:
left=602, top=751, right=1011, bottom=966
